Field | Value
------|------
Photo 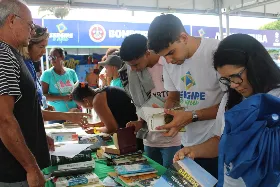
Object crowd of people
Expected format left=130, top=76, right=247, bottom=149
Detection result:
left=0, top=0, right=279, bottom=187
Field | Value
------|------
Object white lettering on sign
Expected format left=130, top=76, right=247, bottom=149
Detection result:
left=50, top=33, right=74, bottom=38
left=215, top=32, right=268, bottom=43
left=108, top=30, right=148, bottom=38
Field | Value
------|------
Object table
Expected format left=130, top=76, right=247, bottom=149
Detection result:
left=44, top=144, right=166, bottom=187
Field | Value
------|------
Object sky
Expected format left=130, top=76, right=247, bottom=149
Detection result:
left=28, top=6, right=276, bottom=30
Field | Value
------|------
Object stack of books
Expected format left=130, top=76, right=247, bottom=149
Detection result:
left=113, top=163, right=159, bottom=186
left=95, top=127, right=160, bottom=186
left=50, top=146, right=103, bottom=186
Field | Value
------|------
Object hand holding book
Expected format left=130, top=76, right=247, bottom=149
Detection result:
left=173, top=146, right=196, bottom=163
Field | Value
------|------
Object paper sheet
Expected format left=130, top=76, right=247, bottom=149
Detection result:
left=50, top=143, right=92, bottom=158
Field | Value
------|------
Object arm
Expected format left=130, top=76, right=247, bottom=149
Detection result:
left=165, top=91, right=180, bottom=109
left=0, top=95, right=40, bottom=173
left=92, top=92, right=118, bottom=133
left=173, top=136, right=220, bottom=162
left=196, top=103, right=220, bottom=121
left=41, top=81, right=69, bottom=101
left=42, top=110, right=91, bottom=125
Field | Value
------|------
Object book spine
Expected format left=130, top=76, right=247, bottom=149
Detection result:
left=57, top=160, right=94, bottom=170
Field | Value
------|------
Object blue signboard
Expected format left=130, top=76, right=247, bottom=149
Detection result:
left=44, top=19, right=79, bottom=47
left=43, top=19, right=190, bottom=48
left=79, top=21, right=191, bottom=48
left=192, top=26, right=280, bottom=49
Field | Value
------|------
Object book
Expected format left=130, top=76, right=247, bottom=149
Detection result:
left=136, top=176, right=160, bottom=187
left=104, top=127, right=137, bottom=155
left=141, top=107, right=186, bottom=132
left=57, top=160, right=94, bottom=171
left=51, top=148, right=92, bottom=166
left=53, top=173, right=100, bottom=187
left=114, top=164, right=156, bottom=176
left=51, top=166, right=93, bottom=177
left=154, top=158, right=218, bottom=187
left=97, top=149, right=143, bottom=160
left=136, top=96, right=165, bottom=120
left=112, top=154, right=147, bottom=165
left=118, top=173, right=158, bottom=186
left=50, top=132, right=76, bottom=142
left=79, top=135, right=107, bottom=151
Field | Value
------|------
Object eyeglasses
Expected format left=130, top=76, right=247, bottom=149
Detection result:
left=219, top=68, right=246, bottom=86
left=14, top=14, right=35, bottom=31
left=48, top=56, right=57, bottom=61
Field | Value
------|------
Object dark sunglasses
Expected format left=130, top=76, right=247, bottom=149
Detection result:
left=219, top=67, right=246, bottom=86
left=48, top=56, right=57, bottom=61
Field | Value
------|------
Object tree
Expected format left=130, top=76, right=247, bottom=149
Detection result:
left=259, top=20, right=280, bottom=30
left=38, top=5, right=70, bottom=19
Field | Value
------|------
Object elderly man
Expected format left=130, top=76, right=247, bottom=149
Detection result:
left=0, top=0, right=49, bottom=186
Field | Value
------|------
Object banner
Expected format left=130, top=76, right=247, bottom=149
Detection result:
left=43, top=19, right=190, bottom=48
left=192, top=26, right=280, bottom=48
left=33, top=18, right=42, bottom=26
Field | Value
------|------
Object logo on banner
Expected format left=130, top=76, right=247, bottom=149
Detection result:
left=180, top=71, right=206, bottom=106
left=273, top=32, right=280, bottom=47
left=89, top=24, right=106, bottom=42
left=49, top=23, right=74, bottom=43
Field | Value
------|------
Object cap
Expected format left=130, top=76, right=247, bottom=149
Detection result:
left=98, top=55, right=123, bottom=69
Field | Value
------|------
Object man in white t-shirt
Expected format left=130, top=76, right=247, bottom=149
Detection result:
left=119, top=34, right=181, bottom=168
left=147, top=14, right=224, bottom=178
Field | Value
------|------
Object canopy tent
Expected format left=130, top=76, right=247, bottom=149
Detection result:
left=25, top=0, right=280, bottom=70
left=25, top=0, right=280, bottom=18
left=25, top=0, right=280, bottom=39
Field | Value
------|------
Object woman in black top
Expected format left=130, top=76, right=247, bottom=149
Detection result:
left=72, top=83, right=137, bottom=133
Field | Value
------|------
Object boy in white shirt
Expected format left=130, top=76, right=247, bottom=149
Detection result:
left=147, top=14, right=224, bottom=177
left=119, top=34, right=181, bottom=168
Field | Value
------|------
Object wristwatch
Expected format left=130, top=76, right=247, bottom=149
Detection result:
left=192, top=110, right=199, bottom=122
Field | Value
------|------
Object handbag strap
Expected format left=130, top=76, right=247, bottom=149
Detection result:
left=51, top=69, right=70, bottom=110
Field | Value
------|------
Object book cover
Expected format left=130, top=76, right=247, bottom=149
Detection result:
left=136, top=176, right=160, bottom=187
left=53, top=173, right=99, bottom=187
left=103, top=127, right=137, bottom=155
left=114, top=164, right=156, bottom=176
left=112, top=154, right=147, bottom=165
left=118, top=173, right=158, bottom=186
left=51, top=148, right=92, bottom=166
left=154, top=158, right=217, bottom=187
left=51, top=166, right=93, bottom=177
left=79, top=135, right=107, bottom=151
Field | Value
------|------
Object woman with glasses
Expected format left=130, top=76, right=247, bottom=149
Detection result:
left=173, top=34, right=280, bottom=186
left=21, top=25, right=90, bottom=126
left=41, top=47, right=79, bottom=124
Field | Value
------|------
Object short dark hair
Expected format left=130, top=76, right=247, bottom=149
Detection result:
left=148, top=14, right=186, bottom=53
left=51, top=47, right=67, bottom=58
left=120, top=34, right=147, bottom=61
left=72, top=83, right=96, bottom=102
left=213, top=34, right=280, bottom=109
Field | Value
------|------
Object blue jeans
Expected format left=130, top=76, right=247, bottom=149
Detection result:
left=144, top=145, right=181, bottom=168
left=0, top=181, right=28, bottom=187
